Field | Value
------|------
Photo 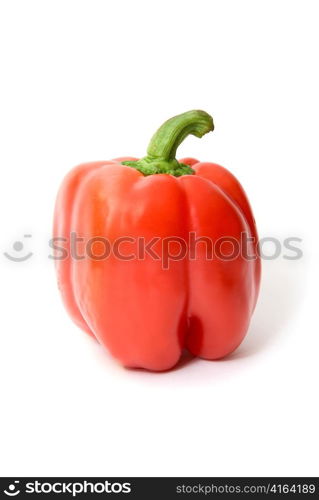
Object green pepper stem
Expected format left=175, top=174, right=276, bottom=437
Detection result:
left=146, top=110, right=214, bottom=161
left=122, top=110, right=214, bottom=177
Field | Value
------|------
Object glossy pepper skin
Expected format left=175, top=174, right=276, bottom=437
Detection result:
left=54, top=110, right=261, bottom=371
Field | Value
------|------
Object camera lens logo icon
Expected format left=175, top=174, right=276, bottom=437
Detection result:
left=3, top=234, right=33, bottom=262
left=4, top=481, right=20, bottom=496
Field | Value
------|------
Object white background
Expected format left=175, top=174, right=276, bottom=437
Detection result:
left=0, top=0, right=318, bottom=477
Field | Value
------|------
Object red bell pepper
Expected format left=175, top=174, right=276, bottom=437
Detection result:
left=54, top=110, right=261, bottom=371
